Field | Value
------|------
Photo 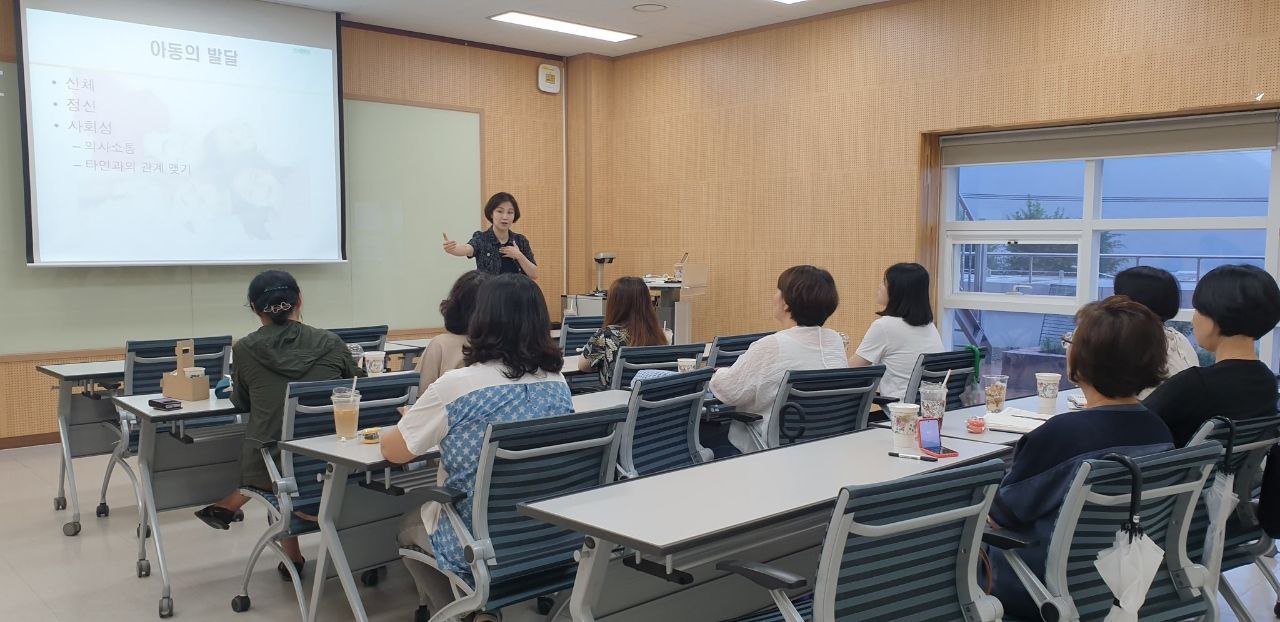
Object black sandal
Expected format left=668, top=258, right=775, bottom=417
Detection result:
left=277, top=559, right=305, bottom=582
left=194, top=505, right=242, bottom=530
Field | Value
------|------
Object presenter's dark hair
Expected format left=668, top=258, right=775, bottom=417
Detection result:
left=483, top=192, right=520, bottom=224
left=1068, top=296, right=1166, bottom=398
left=778, top=265, right=839, bottom=327
left=1114, top=266, right=1181, bottom=322
left=441, top=271, right=488, bottom=335
left=465, top=274, right=562, bottom=379
left=247, top=270, right=300, bottom=326
left=1192, top=264, right=1280, bottom=339
left=878, top=263, right=934, bottom=327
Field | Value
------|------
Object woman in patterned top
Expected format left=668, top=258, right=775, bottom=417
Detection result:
left=441, top=192, right=539, bottom=280
left=578, top=276, right=669, bottom=387
left=381, top=274, right=569, bottom=622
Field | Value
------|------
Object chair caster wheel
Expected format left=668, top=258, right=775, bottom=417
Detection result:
left=231, top=594, right=251, bottom=613
left=137, top=559, right=151, bottom=578
left=137, top=524, right=151, bottom=539
left=54, top=496, right=67, bottom=511
left=96, top=503, right=110, bottom=517
left=360, top=568, right=380, bottom=587
left=159, top=596, right=173, bottom=618
left=537, top=596, right=555, bottom=615
left=62, top=521, right=81, bottom=537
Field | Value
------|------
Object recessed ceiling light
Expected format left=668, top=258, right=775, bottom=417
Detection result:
left=769, top=0, right=809, bottom=3
left=490, top=12, right=638, bottom=43
left=633, top=3, right=668, bottom=11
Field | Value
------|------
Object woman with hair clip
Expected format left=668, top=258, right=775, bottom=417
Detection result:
left=851, top=262, right=944, bottom=399
left=193, top=270, right=360, bottom=581
left=381, top=274, right=571, bottom=622
left=577, top=276, right=669, bottom=387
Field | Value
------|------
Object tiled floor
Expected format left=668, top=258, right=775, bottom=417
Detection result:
left=5, top=440, right=1280, bottom=621
left=0, top=444, right=544, bottom=622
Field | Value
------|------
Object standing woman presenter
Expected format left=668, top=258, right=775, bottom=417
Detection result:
left=442, top=192, right=538, bottom=280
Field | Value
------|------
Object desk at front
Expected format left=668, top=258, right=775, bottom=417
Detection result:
left=519, top=427, right=1010, bottom=621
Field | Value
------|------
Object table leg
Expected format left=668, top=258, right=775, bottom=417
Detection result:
left=136, top=418, right=174, bottom=618
left=55, top=381, right=82, bottom=536
left=306, top=463, right=368, bottom=622
left=569, top=536, right=614, bottom=622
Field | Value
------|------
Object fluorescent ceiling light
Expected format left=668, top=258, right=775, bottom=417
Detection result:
left=770, top=0, right=809, bottom=3
left=490, top=12, right=638, bottom=43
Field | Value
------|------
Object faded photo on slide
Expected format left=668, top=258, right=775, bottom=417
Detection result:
left=22, top=8, right=341, bottom=264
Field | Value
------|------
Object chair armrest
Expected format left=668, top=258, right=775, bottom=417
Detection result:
left=983, top=526, right=1037, bottom=550
left=424, top=486, right=466, bottom=505
left=716, top=559, right=807, bottom=590
left=724, top=411, right=763, bottom=423
left=247, top=437, right=277, bottom=450
left=872, top=396, right=899, bottom=408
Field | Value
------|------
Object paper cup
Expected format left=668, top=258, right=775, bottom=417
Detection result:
left=676, top=358, right=697, bottom=372
left=362, top=351, right=387, bottom=375
left=1035, top=372, right=1062, bottom=415
left=888, top=403, right=921, bottom=449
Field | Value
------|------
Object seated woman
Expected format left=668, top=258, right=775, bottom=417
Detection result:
left=709, top=265, right=847, bottom=454
left=988, top=296, right=1174, bottom=619
left=1113, top=266, right=1199, bottom=397
left=381, top=274, right=571, bottom=622
left=418, top=271, right=487, bottom=393
left=578, top=276, right=669, bottom=387
left=850, top=263, right=943, bottom=400
left=194, top=270, right=361, bottom=580
left=1144, top=264, right=1280, bottom=446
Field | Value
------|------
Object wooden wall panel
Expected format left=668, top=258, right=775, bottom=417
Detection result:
left=568, top=0, right=1280, bottom=345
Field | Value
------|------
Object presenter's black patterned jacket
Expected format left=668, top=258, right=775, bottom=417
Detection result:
left=467, top=228, right=535, bottom=275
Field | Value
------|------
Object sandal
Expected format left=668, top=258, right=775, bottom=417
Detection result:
left=193, top=505, right=243, bottom=530
left=277, top=559, right=305, bottom=582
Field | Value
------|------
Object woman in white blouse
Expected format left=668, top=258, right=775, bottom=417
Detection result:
left=1113, top=266, right=1199, bottom=397
left=851, top=263, right=944, bottom=399
left=709, top=266, right=848, bottom=454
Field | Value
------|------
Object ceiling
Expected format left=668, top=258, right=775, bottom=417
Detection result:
left=271, top=0, right=890, bottom=57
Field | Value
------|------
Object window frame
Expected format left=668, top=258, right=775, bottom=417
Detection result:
left=938, top=146, right=1280, bottom=368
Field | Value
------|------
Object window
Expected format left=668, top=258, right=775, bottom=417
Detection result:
left=939, top=113, right=1280, bottom=384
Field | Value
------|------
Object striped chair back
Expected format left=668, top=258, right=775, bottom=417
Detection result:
left=706, top=332, right=773, bottom=369
left=610, top=343, right=707, bottom=390
left=766, top=367, right=885, bottom=449
left=325, top=325, right=388, bottom=351
left=901, top=348, right=988, bottom=410
left=560, top=315, right=603, bottom=355
left=470, top=407, right=626, bottom=611
left=278, top=374, right=418, bottom=533
left=1044, top=443, right=1221, bottom=621
left=123, top=336, right=232, bottom=395
left=809, top=459, right=1005, bottom=621
left=618, top=368, right=714, bottom=478
left=1185, top=415, right=1280, bottom=572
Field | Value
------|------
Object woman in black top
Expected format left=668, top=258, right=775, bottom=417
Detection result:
left=1144, top=264, right=1280, bottom=446
left=441, top=192, right=538, bottom=279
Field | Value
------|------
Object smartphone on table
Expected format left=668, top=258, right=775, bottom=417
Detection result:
left=916, top=417, right=959, bottom=459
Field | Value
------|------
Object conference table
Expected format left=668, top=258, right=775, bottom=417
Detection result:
left=873, top=388, right=1087, bottom=446
left=519, top=427, right=1010, bottom=621
left=282, top=388, right=633, bottom=622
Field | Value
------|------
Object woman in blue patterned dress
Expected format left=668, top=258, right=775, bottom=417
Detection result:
left=381, top=273, right=570, bottom=622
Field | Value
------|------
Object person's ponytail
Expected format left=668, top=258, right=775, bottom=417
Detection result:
left=247, top=270, right=300, bottom=325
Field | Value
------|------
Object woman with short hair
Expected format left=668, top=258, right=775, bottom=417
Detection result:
left=988, top=296, right=1174, bottom=619
left=442, top=192, right=539, bottom=279
left=709, top=265, right=848, bottom=454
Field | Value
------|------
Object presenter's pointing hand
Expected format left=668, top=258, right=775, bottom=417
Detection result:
left=442, top=233, right=459, bottom=256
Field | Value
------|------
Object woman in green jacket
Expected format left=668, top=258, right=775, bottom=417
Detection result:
left=194, top=270, right=360, bottom=579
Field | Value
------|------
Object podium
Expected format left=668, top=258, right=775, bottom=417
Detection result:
left=646, top=263, right=707, bottom=345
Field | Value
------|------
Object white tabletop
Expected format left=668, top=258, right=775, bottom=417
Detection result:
left=37, top=360, right=126, bottom=381
left=388, top=338, right=432, bottom=350
left=382, top=342, right=424, bottom=355
left=111, top=389, right=240, bottom=423
left=520, top=427, right=1008, bottom=556
left=563, top=355, right=584, bottom=375
left=279, top=434, right=439, bottom=470
left=571, top=390, right=630, bottom=413
left=941, top=388, right=1084, bottom=439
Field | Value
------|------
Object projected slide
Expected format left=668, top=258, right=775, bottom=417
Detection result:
left=22, top=8, right=341, bottom=264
